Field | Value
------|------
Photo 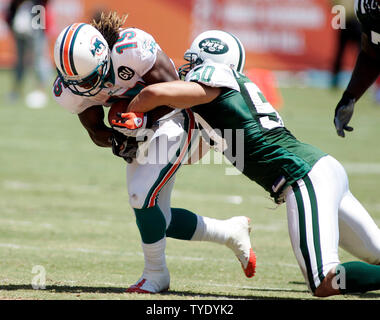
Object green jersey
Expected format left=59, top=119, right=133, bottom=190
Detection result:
left=185, top=61, right=327, bottom=202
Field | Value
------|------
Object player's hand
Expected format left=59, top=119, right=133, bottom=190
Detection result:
left=111, top=112, right=147, bottom=137
left=111, top=131, right=138, bottom=163
left=334, top=92, right=355, bottom=138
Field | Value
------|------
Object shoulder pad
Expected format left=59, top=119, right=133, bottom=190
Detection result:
left=185, top=61, right=240, bottom=91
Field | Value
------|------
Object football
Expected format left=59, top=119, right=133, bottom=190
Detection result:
left=108, top=99, right=173, bottom=128
left=108, top=99, right=131, bottom=126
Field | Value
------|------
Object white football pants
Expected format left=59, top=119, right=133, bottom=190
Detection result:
left=285, top=155, right=380, bottom=292
left=126, top=109, right=197, bottom=227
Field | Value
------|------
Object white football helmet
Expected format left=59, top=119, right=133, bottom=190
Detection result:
left=179, top=30, right=246, bottom=79
left=54, top=23, right=110, bottom=97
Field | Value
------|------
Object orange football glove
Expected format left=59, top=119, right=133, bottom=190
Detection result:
left=111, top=112, right=147, bottom=137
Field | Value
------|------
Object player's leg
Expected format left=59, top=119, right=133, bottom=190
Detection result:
left=128, top=112, right=255, bottom=280
left=323, top=185, right=380, bottom=295
left=125, top=159, right=168, bottom=293
left=166, top=208, right=256, bottom=278
left=285, top=155, right=343, bottom=295
left=126, top=110, right=196, bottom=293
left=338, top=191, right=380, bottom=264
left=315, top=159, right=380, bottom=296
left=152, top=144, right=256, bottom=277
left=286, top=155, right=380, bottom=297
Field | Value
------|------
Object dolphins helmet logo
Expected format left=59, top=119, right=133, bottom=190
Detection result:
left=90, top=37, right=106, bottom=57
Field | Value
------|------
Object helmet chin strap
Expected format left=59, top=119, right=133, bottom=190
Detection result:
left=178, top=51, right=205, bottom=79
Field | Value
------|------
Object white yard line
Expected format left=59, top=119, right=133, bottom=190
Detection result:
left=2, top=162, right=380, bottom=195
left=342, top=162, right=380, bottom=175
left=172, top=190, right=270, bottom=206
left=0, top=219, right=54, bottom=229
left=1, top=180, right=264, bottom=206
left=2, top=180, right=101, bottom=194
left=0, top=242, right=217, bottom=262
left=204, top=282, right=304, bottom=292
left=0, top=242, right=298, bottom=268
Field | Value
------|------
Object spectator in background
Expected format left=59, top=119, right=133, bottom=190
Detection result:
left=5, top=0, right=53, bottom=108
left=330, top=0, right=362, bottom=89
left=333, top=0, right=380, bottom=138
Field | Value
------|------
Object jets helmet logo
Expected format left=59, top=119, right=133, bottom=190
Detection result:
left=199, top=38, right=229, bottom=54
left=90, top=37, right=106, bottom=57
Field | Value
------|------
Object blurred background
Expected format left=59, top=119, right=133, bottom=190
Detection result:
left=0, top=0, right=379, bottom=108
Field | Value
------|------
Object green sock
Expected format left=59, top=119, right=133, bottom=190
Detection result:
left=134, top=206, right=167, bottom=244
left=338, top=261, right=380, bottom=294
left=165, top=208, right=198, bottom=240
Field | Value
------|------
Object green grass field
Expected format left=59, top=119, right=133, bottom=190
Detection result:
left=1, top=69, right=380, bottom=301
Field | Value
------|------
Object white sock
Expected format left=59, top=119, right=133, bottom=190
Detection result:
left=190, top=216, right=230, bottom=244
left=141, top=237, right=167, bottom=272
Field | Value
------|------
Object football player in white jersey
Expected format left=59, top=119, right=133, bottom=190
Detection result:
left=122, top=30, right=380, bottom=297
left=53, top=12, right=256, bottom=294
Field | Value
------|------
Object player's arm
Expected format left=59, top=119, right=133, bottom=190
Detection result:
left=334, top=33, right=380, bottom=137
left=53, top=77, right=116, bottom=147
left=78, top=105, right=137, bottom=162
left=78, top=105, right=113, bottom=147
left=140, top=49, right=182, bottom=120
left=143, top=49, right=179, bottom=83
left=345, top=34, right=380, bottom=101
left=127, top=80, right=222, bottom=113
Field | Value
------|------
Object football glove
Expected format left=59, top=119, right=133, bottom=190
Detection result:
left=334, top=92, right=355, bottom=138
left=111, top=131, right=138, bottom=163
left=111, top=112, right=147, bottom=138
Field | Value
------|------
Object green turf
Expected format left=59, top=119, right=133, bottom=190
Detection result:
left=1, top=69, right=380, bottom=300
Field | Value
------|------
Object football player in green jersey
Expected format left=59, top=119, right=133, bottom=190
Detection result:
left=117, top=30, right=380, bottom=297
left=334, top=0, right=380, bottom=137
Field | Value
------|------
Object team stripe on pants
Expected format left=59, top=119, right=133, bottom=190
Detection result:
left=143, top=109, right=196, bottom=208
left=291, top=176, right=325, bottom=292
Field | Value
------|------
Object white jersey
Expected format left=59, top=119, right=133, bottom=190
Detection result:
left=53, top=28, right=160, bottom=114
left=185, top=60, right=240, bottom=92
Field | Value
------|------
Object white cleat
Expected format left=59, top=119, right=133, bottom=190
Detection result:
left=126, top=268, right=170, bottom=294
left=225, top=216, right=256, bottom=278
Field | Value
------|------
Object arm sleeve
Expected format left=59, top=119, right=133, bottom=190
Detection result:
left=345, top=49, right=380, bottom=101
